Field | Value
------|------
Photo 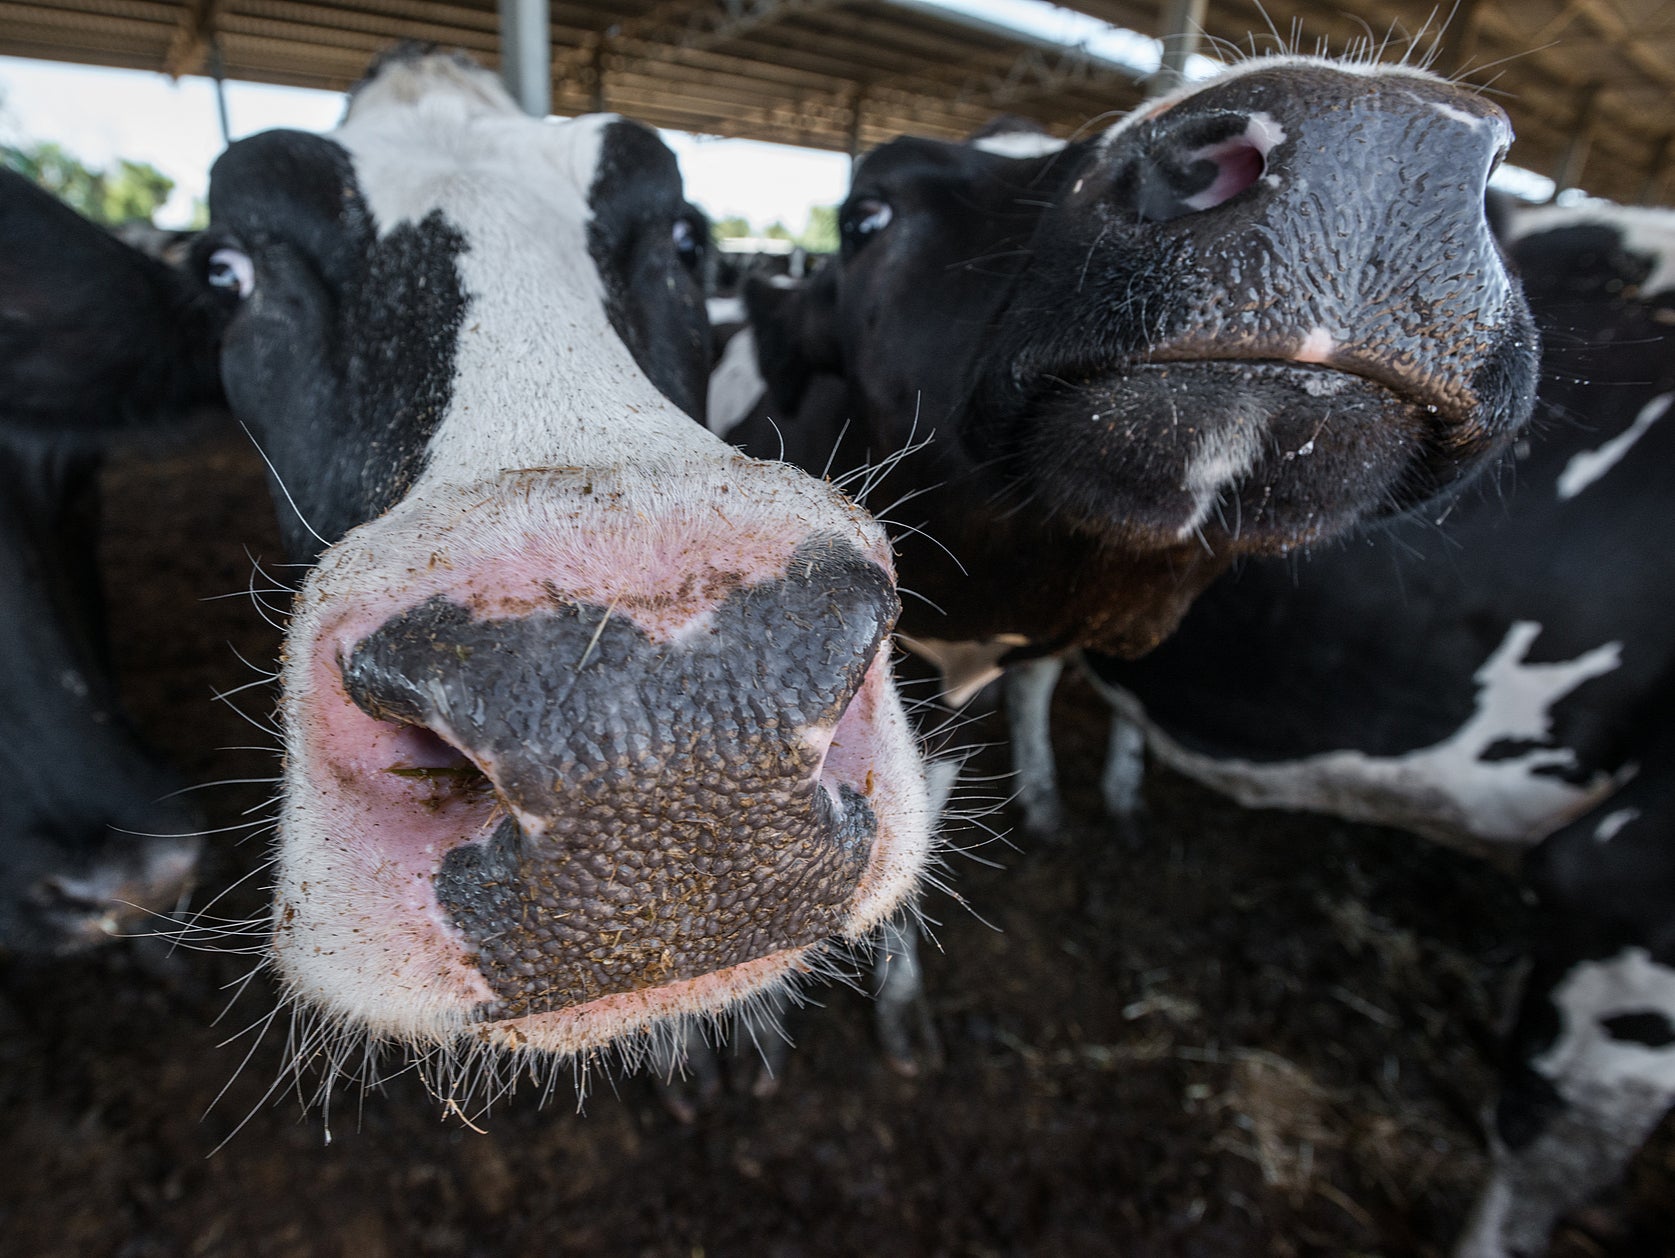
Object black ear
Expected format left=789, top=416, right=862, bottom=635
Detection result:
left=0, top=169, right=226, bottom=437
left=742, top=266, right=843, bottom=415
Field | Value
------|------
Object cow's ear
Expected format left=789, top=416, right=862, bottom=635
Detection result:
left=0, top=170, right=227, bottom=438
left=743, top=268, right=842, bottom=413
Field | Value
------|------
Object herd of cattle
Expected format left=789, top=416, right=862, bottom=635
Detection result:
left=2, top=42, right=1670, bottom=1256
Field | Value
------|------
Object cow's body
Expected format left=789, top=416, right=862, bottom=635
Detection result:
left=24, top=50, right=936, bottom=1080
left=1053, top=204, right=1675, bottom=1255
left=0, top=170, right=211, bottom=953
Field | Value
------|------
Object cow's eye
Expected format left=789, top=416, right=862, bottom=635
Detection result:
left=841, top=198, right=892, bottom=251
left=206, top=247, right=255, bottom=299
left=672, top=217, right=703, bottom=265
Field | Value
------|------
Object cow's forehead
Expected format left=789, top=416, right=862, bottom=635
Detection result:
left=332, top=68, right=620, bottom=239
left=1100, top=55, right=1509, bottom=150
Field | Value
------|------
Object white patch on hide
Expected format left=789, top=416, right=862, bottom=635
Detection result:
left=1538, top=949, right=1675, bottom=1096
left=1556, top=391, right=1672, bottom=500
left=706, top=295, right=746, bottom=325
left=1103, top=621, right=1624, bottom=845
left=1594, top=807, right=1641, bottom=843
left=1508, top=202, right=1675, bottom=298
left=971, top=131, right=1068, bottom=159
left=706, top=327, right=767, bottom=440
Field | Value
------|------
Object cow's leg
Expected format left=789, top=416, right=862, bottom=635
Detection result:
left=1100, top=710, right=1148, bottom=835
left=1006, top=656, right=1066, bottom=837
left=1457, top=754, right=1675, bottom=1257
left=1079, top=661, right=1149, bottom=843
left=873, top=910, right=942, bottom=1074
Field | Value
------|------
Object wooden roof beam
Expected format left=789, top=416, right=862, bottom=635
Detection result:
left=164, top=0, right=223, bottom=78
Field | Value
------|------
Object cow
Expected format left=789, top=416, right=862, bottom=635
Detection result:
left=12, top=47, right=939, bottom=1091
left=721, top=52, right=1580, bottom=1251
left=999, top=201, right=1675, bottom=1255
left=0, top=169, right=213, bottom=954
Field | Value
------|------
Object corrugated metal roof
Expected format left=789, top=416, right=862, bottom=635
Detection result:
left=1, top=0, right=1668, bottom=204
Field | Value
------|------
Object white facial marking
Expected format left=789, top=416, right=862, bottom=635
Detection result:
left=706, top=327, right=767, bottom=440
left=1429, top=99, right=1490, bottom=128
left=1295, top=326, right=1336, bottom=364
left=1594, top=807, right=1641, bottom=843
left=1097, top=621, right=1624, bottom=845
left=334, top=88, right=715, bottom=487
left=970, top=131, right=1068, bottom=159
left=1556, top=391, right=1672, bottom=500
left=1176, top=411, right=1266, bottom=539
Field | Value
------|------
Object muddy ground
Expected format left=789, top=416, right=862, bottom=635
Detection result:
left=2, top=430, right=1671, bottom=1257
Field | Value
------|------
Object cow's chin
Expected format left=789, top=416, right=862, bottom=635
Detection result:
left=1018, top=360, right=1433, bottom=555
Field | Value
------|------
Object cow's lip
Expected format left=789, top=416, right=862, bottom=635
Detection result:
left=1133, top=352, right=1461, bottom=424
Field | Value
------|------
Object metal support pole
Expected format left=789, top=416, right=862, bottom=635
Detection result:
left=1149, top=0, right=1207, bottom=98
left=498, top=0, right=551, bottom=118
left=1638, top=132, right=1672, bottom=206
left=589, top=40, right=606, bottom=114
left=1551, top=82, right=1602, bottom=199
left=845, top=85, right=866, bottom=164
left=207, top=36, right=231, bottom=147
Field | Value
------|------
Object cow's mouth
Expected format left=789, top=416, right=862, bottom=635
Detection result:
left=1136, top=351, right=1466, bottom=429
left=336, top=639, right=916, bottom=1057
left=1010, top=357, right=1443, bottom=555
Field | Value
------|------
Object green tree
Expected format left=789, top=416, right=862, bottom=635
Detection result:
left=761, top=220, right=794, bottom=241
left=1, top=139, right=175, bottom=226
left=711, top=214, right=751, bottom=240
left=797, top=204, right=838, bottom=253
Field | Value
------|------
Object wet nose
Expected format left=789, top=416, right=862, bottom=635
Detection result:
left=335, top=534, right=900, bottom=1018
left=1101, top=67, right=1529, bottom=453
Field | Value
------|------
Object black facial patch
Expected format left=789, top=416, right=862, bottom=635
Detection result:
left=1600, top=1010, right=1675, bottom=1048
left=209, top=127, right=470, bottom=558
left=339, top=536, right=898, bottom=1019
left=586, top=120, right=711, bottom=423
left=335, top=211, right=470, bottom=521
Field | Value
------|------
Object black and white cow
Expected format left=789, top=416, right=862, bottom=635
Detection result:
left=1050, top=202, right=1675, bottom=1256
left=0, top=169, right=212, bottom=953
left=25, top=49, right=938, bottom=1077
left=729, top=57, right=1538, bottom=688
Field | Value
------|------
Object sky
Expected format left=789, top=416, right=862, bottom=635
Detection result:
left=0, top=55, right=854, bottom=232
left=0, top=0, right=1557, bottom=231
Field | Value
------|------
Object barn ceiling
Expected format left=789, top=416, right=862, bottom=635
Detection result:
left=1, top=0, right=1669, bottom=205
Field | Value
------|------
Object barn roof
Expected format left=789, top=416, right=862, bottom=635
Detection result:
left=1, top=0, right=1668, bottom=204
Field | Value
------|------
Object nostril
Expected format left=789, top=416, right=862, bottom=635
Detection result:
left=1126, top=112, right=1280, bottom=222
left=384, top=722, right=491, bottom=792
left=1182, top=136, right=1267, bottom=212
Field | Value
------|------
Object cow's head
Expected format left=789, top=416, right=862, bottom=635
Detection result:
left=747, top=58, right=1539, bottom=658
left=0, top=172, right=208, bottom=954
left=48, top=50, right=933, bottom=1063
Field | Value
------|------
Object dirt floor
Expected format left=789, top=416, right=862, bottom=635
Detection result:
left=2, top=429, right=1672, bottom=1257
